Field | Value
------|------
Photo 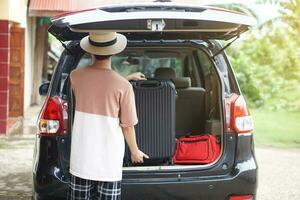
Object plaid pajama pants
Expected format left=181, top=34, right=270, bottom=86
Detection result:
left=68, top=174, right=121, bottom=200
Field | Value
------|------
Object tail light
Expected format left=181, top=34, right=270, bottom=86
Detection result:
left=229, top=195, right=254, bottom=200
left=225, top=94, right=254, bottom=134
left=38, top=96, right=68, bottom=136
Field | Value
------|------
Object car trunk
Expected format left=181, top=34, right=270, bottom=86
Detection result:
left=49, top=3, right=254, bottom=172
left=61, top=42, right=223, bottom=172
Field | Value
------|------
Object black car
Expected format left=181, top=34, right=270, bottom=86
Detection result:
left=33, top=3, right=257, bottom=200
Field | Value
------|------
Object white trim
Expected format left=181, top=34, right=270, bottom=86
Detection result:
left=61, top=9, right=256, bottom=29
left=238, top=132, right=253, bottom=137
left=70, top=27, right=240, bottom=33
left=123, top=164, right=212, bottom=172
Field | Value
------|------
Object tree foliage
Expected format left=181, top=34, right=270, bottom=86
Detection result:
left=226, top=0, right=300, bottom=111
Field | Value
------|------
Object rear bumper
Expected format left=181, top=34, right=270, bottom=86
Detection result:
left=33, top=134, right=257, bottom=200
left=33, top=158, right=257, bottom=200
left=122, top=157, right=257, bottom=200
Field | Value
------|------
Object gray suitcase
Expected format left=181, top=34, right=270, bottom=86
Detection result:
left=124, top=80, right=176, bottom=166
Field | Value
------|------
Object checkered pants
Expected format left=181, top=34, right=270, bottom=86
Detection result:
left=68, top=174, right=121, bottom=200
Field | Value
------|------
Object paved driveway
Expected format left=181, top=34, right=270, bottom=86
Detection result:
left=0, top=137, right=33, bottom=199
left=1, top=143, right=300, bottom=200
left=255, top=147, right=300, bottom=200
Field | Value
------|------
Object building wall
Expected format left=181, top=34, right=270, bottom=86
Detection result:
left=24, top=16, right=35, bottom=112
left=0, top=1, right=9, bottom=20
left=0, top=0, right=32, bottom=134
left=0, top=0, right=27, bottom=25
left=0, top=0, right=10, bottom=133
left=10, top=0, right=33, bottom=111
left=8, top=0, right=27, bottom=27
left=5, top=0, right=33, bottom=111
left=0, top=20, right=10, bottom=133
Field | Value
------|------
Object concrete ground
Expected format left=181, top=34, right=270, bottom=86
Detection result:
left=0, top=106, right=38, bottom=200
left=0, top=106, right=299, bottom=200
left=256, top=148, right=300, bottom=200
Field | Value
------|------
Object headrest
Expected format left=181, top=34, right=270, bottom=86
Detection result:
left=154, top=67, right=176, bottom=80
left=172, top=77, right=191, bottom=89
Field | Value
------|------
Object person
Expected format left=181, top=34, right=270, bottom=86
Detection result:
left=68, top=32, right=148, bottom=200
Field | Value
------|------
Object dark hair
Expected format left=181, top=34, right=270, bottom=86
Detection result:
left=94, top=54, right=112, bottom=61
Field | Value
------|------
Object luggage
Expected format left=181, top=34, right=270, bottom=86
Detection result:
left=173, top=134, right=220, bottom=164
left=124, top=80, right=177, bottom=166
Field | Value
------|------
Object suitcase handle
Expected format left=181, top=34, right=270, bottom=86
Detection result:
left=135, top=80, right=161, bottom=88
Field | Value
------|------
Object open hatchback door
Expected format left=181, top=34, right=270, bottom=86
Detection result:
left=48, top=3, right=256, bottom=41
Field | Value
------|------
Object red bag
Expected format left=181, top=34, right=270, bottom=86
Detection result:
left=173, top=134, right=221, bottom=164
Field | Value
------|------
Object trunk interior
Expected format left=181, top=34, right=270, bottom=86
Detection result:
left=65, top=43, right=223, bottom=171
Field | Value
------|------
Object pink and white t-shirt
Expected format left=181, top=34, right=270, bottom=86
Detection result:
left=69, top=66, right=138, bottom=181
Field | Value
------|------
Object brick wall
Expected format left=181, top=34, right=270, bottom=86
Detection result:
left=0, top=20, right=9, bottom=134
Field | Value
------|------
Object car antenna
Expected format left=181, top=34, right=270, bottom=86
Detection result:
left=212, top=34, right=240, bottom=59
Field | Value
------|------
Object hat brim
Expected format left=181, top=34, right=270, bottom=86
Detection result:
left=80, top=33, right=127, bottom=55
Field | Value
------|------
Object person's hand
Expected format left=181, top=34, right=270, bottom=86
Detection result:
left=131, top=149, right=149, bottom=164
left=127, top=72, right=146, bottom=81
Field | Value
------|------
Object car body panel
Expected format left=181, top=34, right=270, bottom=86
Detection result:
left=49, top=3, right=256, bottom=41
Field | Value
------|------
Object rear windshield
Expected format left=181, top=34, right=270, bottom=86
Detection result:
left=70, top=47, right=219, bottom=90
left=78, top=52, right=182, bottom=78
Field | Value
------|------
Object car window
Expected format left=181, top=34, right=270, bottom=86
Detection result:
left=214, top=53, right=231, bottom=95
left=113, top=56, right=182, bottom=78
left=76, top=53, right=182, bottom=78
left=196, top=50, right=212, bottom=76
left=194, top=49, right=216, bottom=89
left=59, top=46, right=214, bottom=98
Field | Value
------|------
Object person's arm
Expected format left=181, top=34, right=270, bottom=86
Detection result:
left=122, top=126, right=149, bottom=163
left=126, top=72, right=146, bottom=81
left=120, top=84, right=149, bottom=163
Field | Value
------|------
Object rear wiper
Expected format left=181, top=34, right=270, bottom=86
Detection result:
left=57, top=39, right=73, bottom=55
left=211, top=34, right=240, bottom=59
left=48, top=26, right=73, bottom=54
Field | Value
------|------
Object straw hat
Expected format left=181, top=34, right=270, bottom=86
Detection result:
left=80, top=32, right=127, bottom=55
